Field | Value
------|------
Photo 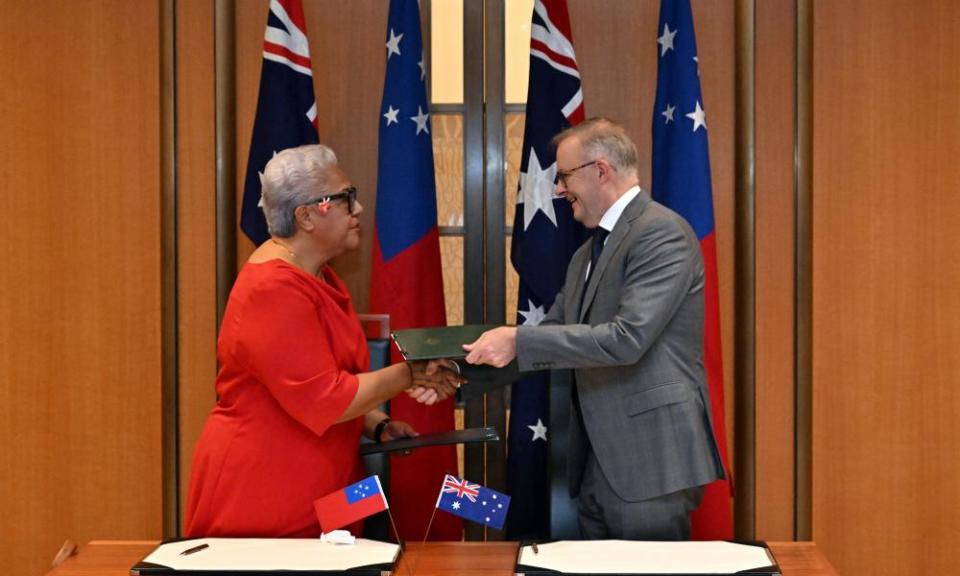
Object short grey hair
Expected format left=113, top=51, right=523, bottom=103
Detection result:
left=260, top=144, right=340, bottom=238
left=551, top=117, right=639, bottom=179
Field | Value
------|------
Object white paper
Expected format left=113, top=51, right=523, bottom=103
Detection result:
left=518, top=540, right=776, bottom=574
left=139, top=538, right=399, bottom=571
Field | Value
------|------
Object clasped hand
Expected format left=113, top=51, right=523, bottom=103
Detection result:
left=406, top=359, right=466, bottom=404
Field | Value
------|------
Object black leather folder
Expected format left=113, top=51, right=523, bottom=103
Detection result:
left=390, top=324, right=500, bottom=360
left=359, top=426, right=499, bottom=455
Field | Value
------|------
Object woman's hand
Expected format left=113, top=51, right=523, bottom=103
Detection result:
left=377, top=419, right=418, bottom=443
left=407, top=359, right=466, bottom=403
left=406, top=385, right=440, bottom=404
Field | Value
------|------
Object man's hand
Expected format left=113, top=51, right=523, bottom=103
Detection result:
left=462, top=326, right=517, bottom=368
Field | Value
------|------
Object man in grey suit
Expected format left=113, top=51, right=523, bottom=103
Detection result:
left=463, top=117, right=724, bottom=540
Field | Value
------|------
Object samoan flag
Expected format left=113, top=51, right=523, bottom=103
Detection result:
left=368, top=0, right=460, bottom=541
left=239, top=0, right=319, bottom=246
left=436, top=475, right=511, bottom=531
left=313, top=475, right=389, bottom=534
left=651, top=0, right=733, bottom=540
left=507, top=0, right=587, bottom=540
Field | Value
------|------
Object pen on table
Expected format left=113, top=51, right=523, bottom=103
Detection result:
left=180, top=543, right=209, bottom=556
left=531, top=542, right=539, bottom=555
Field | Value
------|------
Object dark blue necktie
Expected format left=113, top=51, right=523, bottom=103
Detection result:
left=580, top=227, right=609, bottom=313
left=588, top=227, right=609, bottom=283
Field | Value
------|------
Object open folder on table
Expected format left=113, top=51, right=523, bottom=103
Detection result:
left=131, top=538, right=399, bottom=575
left=515, top=540, right=781, bottom=575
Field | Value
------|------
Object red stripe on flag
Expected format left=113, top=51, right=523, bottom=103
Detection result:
left=567, top=103, right=585, bottom=125
left=277, top=0, right=308, bottom=33
left=263, top=42, right=313, bottom=70
left=543, top=0, right=574, bottom=39
left=690, top=231, right=733, bottom=540
left=530, top=39, right=579, bottom=72
left=370, top=228, right=446, bottom=333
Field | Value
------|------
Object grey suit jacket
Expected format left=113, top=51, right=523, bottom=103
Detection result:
left=516, top=190, right=724, bottom=502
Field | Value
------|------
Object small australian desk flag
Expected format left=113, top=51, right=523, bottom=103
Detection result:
left=435, top=474, right=511, bottom=531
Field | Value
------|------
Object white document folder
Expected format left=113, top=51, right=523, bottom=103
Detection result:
left=131, top=538, right=400, bottom=575
left=516, top=540, right=781, bottom=575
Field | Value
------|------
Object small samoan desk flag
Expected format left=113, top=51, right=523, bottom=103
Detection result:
left=313, top=475, right=388, bottom=533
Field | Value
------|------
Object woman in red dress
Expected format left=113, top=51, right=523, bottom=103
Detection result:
left=185, top=144, right=459, bottom=537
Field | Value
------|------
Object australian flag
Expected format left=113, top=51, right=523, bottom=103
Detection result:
left=369, top=0, right=460, bottom=541
left=507, top=0, right=587, bottom=540
left=651, top=0, right=733, bottom=539
left=240, top=0, right=319, bottom=245
left=436, top=475, right=511, bottom=531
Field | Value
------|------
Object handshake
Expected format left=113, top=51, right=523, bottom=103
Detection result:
left=394, top=324, right=521, bottom=406
left=405, top=359, right=466, bottom=405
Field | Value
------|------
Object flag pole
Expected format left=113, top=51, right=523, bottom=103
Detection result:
left=386, top=508, right=405, bottom=552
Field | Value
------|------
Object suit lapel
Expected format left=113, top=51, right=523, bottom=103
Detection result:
left=578, top=191, right=651, bottom=322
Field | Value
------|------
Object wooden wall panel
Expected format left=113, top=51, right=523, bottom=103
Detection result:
left=812, top=0, right=960, bottom=573
left=176, top=0, right=218, bottom=527
left=0, top=2, right=163, bottom=575
left=754, top=0, right=796, bottom=540
left=234, top=0, right=388, bottom=309
left=569, top=0, right=737, bottom=482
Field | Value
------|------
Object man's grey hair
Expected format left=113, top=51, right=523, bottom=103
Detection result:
left=551, top=116, right=639, bottom=179
left=260, top=144, right=340, bottom=238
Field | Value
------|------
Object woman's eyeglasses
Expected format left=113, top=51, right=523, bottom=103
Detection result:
left=300, top=186, right=358, bottom=214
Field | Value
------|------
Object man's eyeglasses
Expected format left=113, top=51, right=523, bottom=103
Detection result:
left=554, top=160, right=598, bottom=187
left=300, top=186, right=358, bottom=214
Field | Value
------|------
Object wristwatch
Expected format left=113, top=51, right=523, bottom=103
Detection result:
left=374, top=418, right=392, bottom=444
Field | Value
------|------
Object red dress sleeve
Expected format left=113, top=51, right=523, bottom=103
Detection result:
left=230, top=272, right=360, bottom=438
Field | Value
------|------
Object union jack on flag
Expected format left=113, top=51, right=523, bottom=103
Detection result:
left=435, top=475, right=511, bottom=530
left=441, top=475, right=480, bottom=503
left=240, top=0, right=319, bottom=246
